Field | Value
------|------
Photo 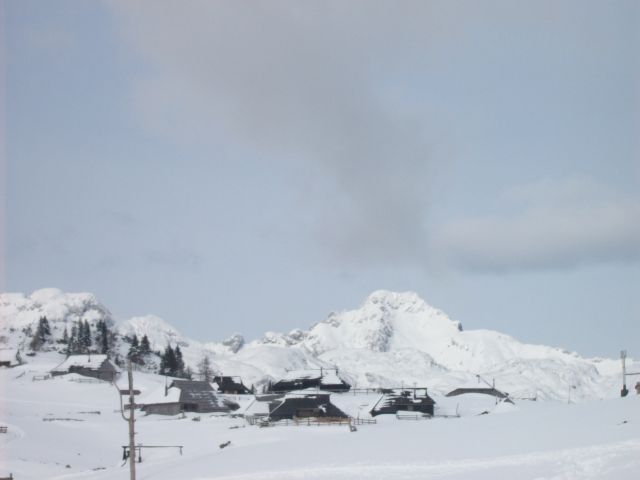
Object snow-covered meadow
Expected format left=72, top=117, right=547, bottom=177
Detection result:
left=1, top=356, right=639, bottom=480
left=2, top=289, right=639, bottom=479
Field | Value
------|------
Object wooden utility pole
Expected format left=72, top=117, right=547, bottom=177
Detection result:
left=621, top=350, right=629, bottom=397
left=127, top=360, right=136, bottom=480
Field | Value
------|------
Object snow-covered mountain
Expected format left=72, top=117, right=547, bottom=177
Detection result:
left=0, top=288, right=631, bottom=401
left=0, top=288, right=113, bottom=355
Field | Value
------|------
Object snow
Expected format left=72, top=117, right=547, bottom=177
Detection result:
left=1, top=359, right=639, bottom=479
left=116, top=315, right=184, bottom=352
left=2, top=288, right=639, bottom=404
left=139, top=385, right=181, bottom=405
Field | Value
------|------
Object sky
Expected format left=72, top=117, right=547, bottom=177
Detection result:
left=2, top=0, right=639, bottom=357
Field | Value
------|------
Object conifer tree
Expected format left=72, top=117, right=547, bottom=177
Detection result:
left=94, top=320, right=110, bottom=355
left=128, top=334, right=139, bottom=357
left=140, top=335, right=151, bottom=355
left=175, top=345, right=185, bottom=378
left=82, top=320, right=92, bottom=352
left=101, top=321, right=110, bottom=354
left=128, top=334, right=143, bottom=364
left=69, top=322, right=79, bottom=354
left=29, top=316, right=52, bottom=351
left=160, top=344, right=177, bottom=376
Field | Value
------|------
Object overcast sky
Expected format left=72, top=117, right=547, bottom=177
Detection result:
left=2, top=0, right=639, bottom=357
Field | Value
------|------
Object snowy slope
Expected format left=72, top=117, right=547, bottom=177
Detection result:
left=1, top=362, right=639, bottom=480
left=1, top=288, right=636, bottom=401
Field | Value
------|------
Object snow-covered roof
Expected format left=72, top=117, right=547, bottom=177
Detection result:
left=282, top=369, right=322, bottom=381
left=0, top=349, right=16, bottom=362
left=140, top=385, right=181, bottom=405
left=242, top=398, right=270, bottom=416
left=281, top=368, right=346, bottom=385
left=282, top=390, right=332, bottom=399
left=319, top=370, right=344, bottom=385
left=51, top=354, right=112, bottom=372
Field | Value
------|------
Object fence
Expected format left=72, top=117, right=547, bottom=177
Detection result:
left=69, top=377, right=105, bottom=384
left=248, top=416, right=376, bottom=427
left=32, top=374, right=52, bottom=381
left=395, top=413, right=432, bottom=420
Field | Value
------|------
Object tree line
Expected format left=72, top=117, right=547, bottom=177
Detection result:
left=28, top=316, right=113, bottom=355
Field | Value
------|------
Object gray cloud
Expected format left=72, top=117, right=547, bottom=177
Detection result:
left=107, top=0, right=440, bottom=265
left=433, top=179, right=640, bottom=273
left=106, top=1, right=640, bottom=273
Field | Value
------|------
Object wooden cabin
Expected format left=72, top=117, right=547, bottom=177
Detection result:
left=268, top=392, right=349, bottom=421
left=50, top=354, right=118, bottom=382
left=269, top=368, right=351, bottom=393
left=370, top=388, right=436, bottom=417
left=213, top=376, right=251, bottom=394
left=141, top=380, right=240, bottom=416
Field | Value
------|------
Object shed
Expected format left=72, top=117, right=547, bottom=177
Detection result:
left=0, top=349, right=17, bottom=368
left=446, top=387, right=510, bottom=399
left=213, top=376, right=251, bottom=395
left=51, top=354, right=118, bottom=382
left=268, top=392, right=349, bottom=421
left=141, top=380, right=240, bottom=416
left=370, top=388, right=436, bottom=417
left=270, top=368, right=351, bottom=393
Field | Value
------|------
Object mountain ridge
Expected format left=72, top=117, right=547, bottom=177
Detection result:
left=0, top=288, right=630, bottom=401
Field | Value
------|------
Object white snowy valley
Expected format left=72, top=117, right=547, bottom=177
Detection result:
left=1, top=288, right=638, bottom=479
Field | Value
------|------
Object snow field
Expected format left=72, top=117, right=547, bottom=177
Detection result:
left=1, top=361, right=639, bottom=480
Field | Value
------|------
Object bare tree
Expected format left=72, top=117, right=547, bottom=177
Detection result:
left=197, top=355, right=213, bottom=382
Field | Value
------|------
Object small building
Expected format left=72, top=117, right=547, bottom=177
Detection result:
left=445, top=376, right=514, bottom=404
left=50, top=354, right=118, bottom=382
left=270, top=368, right=351, bottom=393
left=446, top=386, right=510, bottom=399
left=141, top=380, right=240, bottom=416
left=213, top=375, right=251, bottom=395
left=268, top=392, right=349, bottom=421
left=0, top=349, right=17, bottom=368
left=370, top=388, right=436, bottom=417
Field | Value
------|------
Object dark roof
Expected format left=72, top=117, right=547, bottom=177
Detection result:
left=169, top=380, right=238, bottom=412
left=213, top=376, right=251, bottom=394
left=269, top=393, right=349, bottom=420
left=270, top=369, right=351, bottom=393
left=170, top=380, right=213, bottom=392
left=371, top=389, right=436, bottom=416
left=445, top=387, right=509, bottom=398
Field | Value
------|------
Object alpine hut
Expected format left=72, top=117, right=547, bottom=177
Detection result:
left=50, top=354, right=118, bottom=382
left=141, top=380, right=240, bottom=416
left=268, top=392, right=349, bottom=421
left=370, top=388, right=436, bottom=417
left=269, top=368, right=351, bottom=393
